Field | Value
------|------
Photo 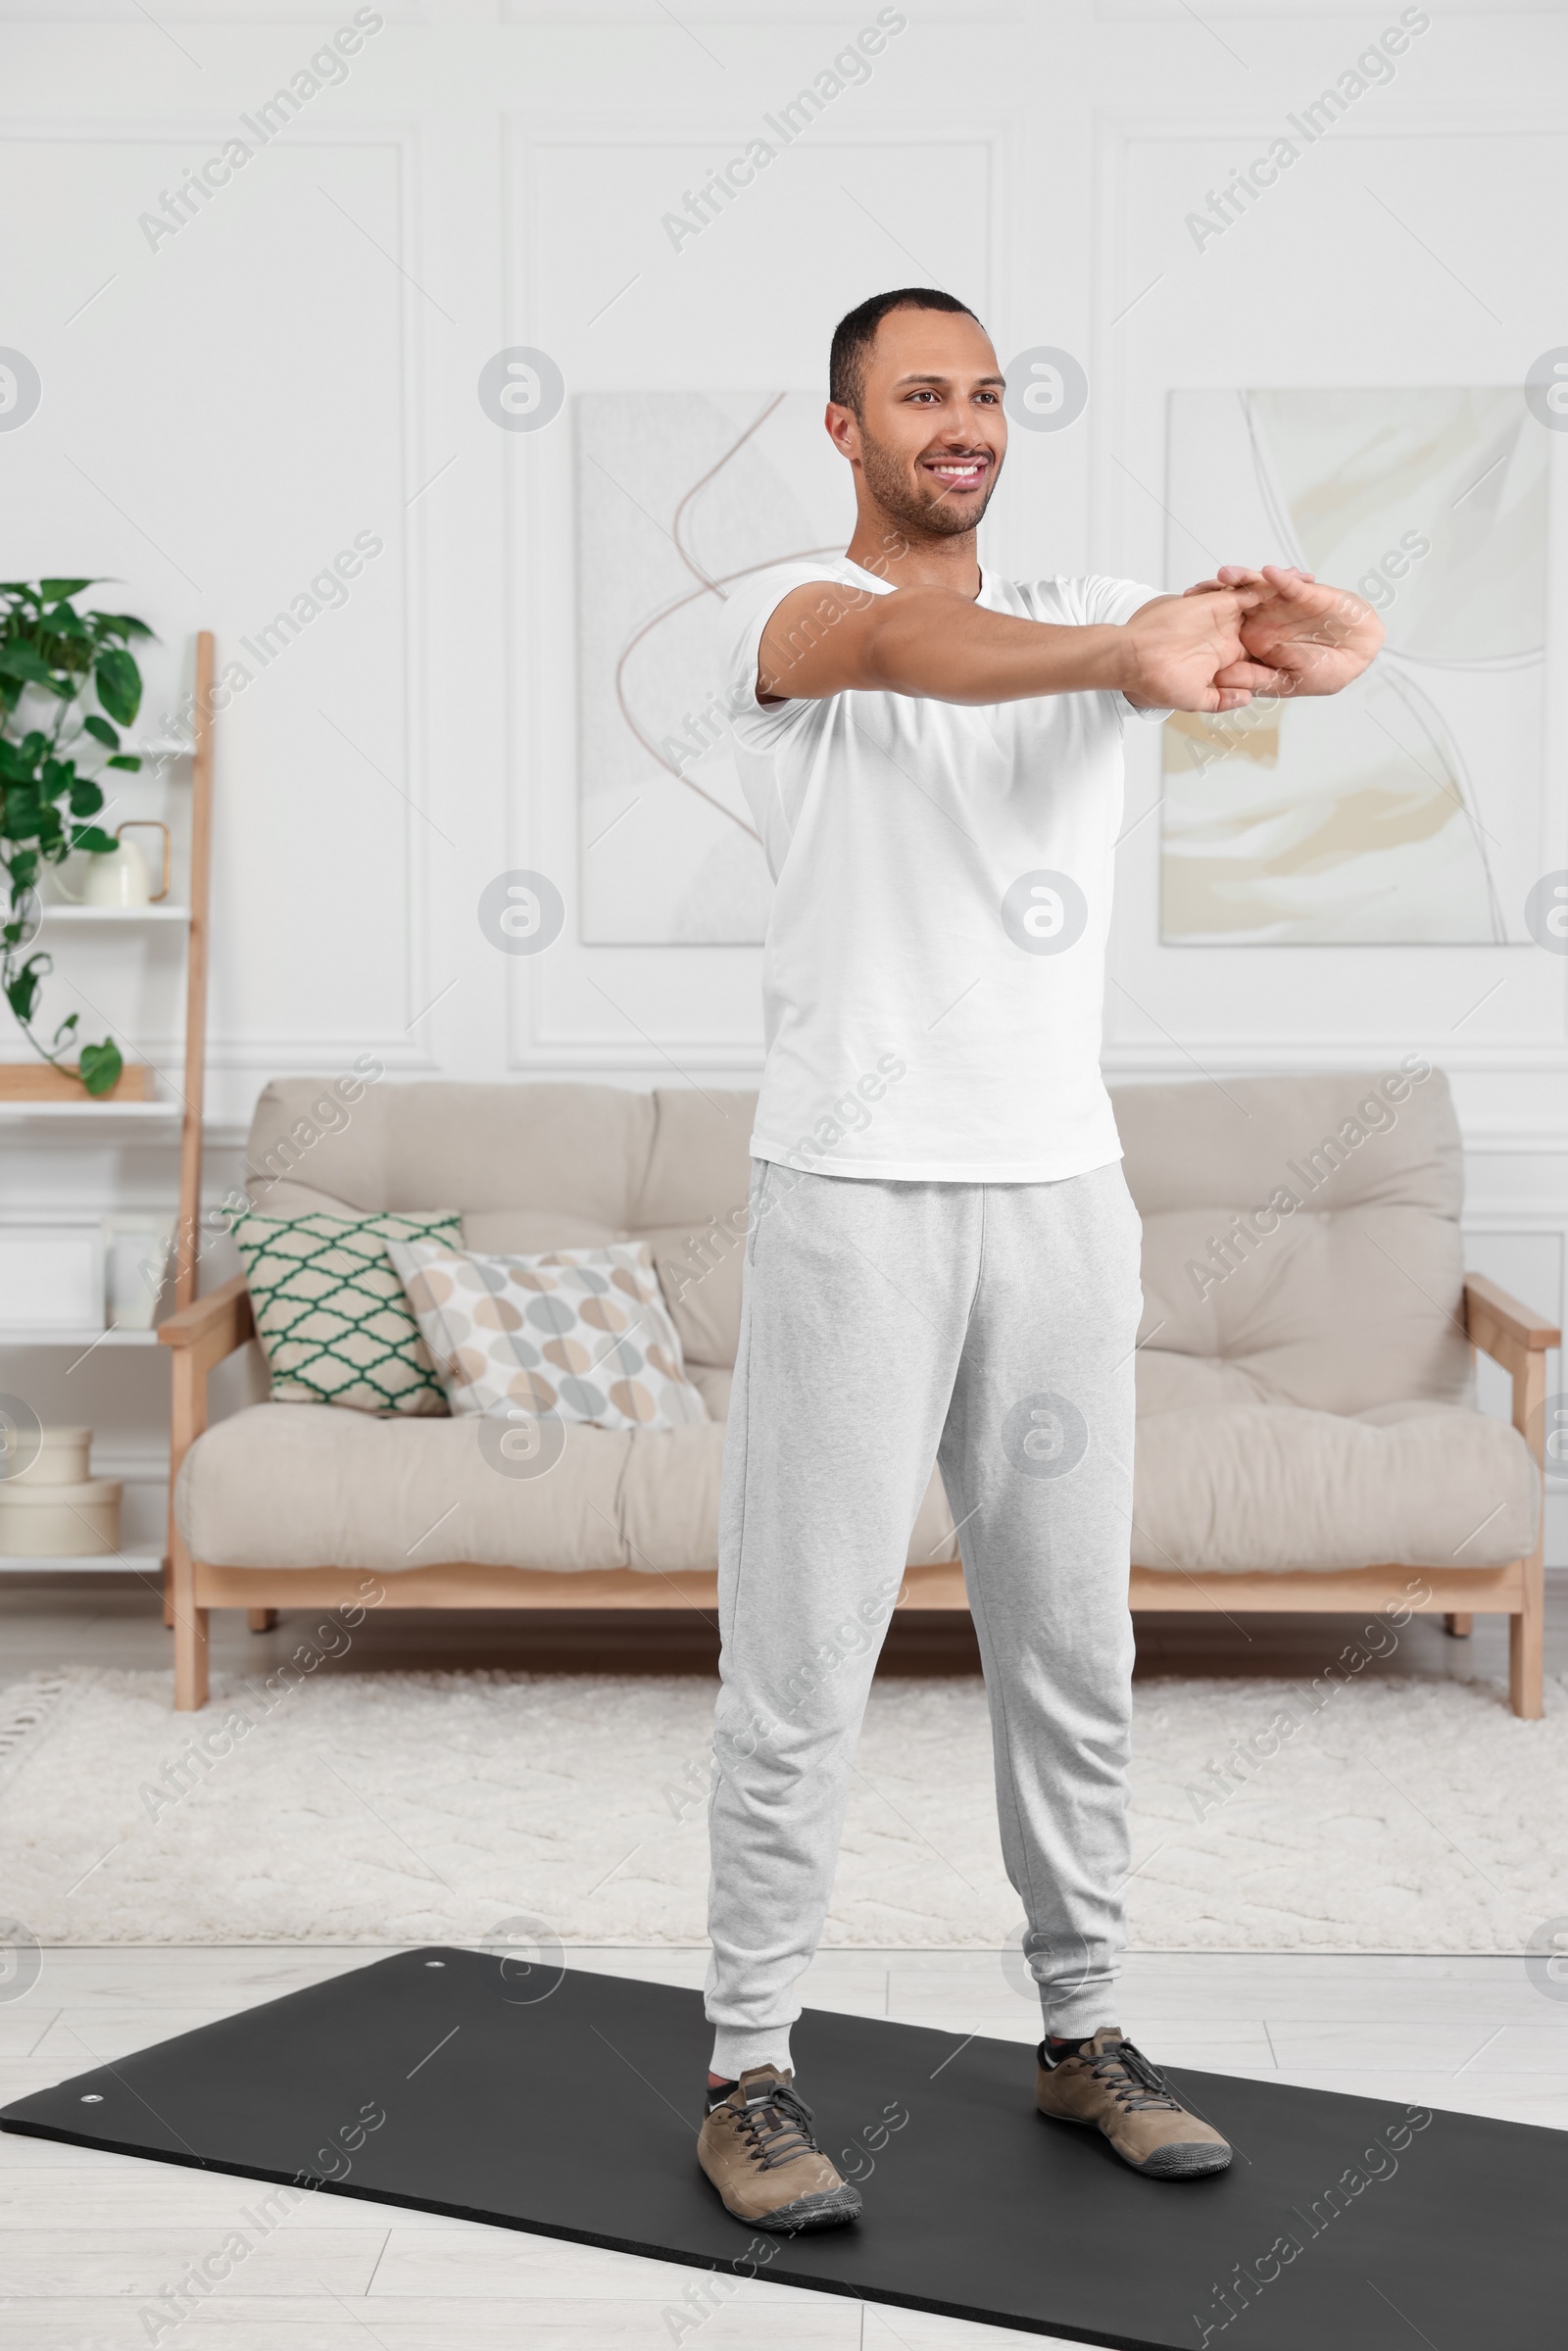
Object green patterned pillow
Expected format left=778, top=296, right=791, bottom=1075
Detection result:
left=231, top=1211, right=463, bottom=1415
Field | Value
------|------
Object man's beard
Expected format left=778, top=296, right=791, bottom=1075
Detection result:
left=856, top=423, right=999, bottom=538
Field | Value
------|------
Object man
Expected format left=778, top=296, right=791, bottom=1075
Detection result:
left=696, top=287, right=1382, bottom=2230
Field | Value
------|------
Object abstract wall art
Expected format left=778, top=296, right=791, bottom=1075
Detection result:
left=1160, top=388, right=1547, bottom=944
left=575, top=390, right=848, bottom=946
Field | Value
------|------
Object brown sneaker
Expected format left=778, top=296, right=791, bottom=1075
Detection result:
left=1035, top=2028, right=1232, bottom=2180
left=697, top=2065, right=861, bottom=2231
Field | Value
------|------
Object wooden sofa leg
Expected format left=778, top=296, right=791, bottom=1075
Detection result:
left=248, top=1608, right=277, bottom=1633
left=1444, top=1613, right=1473, bottom=1638
left=1510, top=1593, right=1544, bottom=1722
left=173, top=1603, right=210, bottom=1711
left=1505, top=1340, right=1549, bottom=1720
left=172, top=1537, right=209, bottom=1712
left=1510, top=1521, right=1544, bottom=1719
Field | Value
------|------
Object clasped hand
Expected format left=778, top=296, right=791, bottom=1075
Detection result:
left=1123, top=563, right=1384, bottom=714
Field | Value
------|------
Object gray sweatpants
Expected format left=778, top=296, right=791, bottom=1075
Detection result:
left=705, top=1157, right=1143, bottom=2080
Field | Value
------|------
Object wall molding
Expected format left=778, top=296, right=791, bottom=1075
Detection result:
left=1101, top=1043, right=1568, bottom=1074
left=0, top=119, right=435, bottom=1067
left=4, top=1076, right=1566, bottom=1153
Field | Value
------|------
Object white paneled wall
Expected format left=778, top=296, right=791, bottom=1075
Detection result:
left=0, top=1, right=1561, bottom=1558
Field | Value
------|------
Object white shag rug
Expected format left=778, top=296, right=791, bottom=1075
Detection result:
left=2, top=1665, right=1563, bottom=1952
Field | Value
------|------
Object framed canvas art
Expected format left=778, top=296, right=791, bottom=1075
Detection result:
left=1160, top=388, right=1547, bottom=944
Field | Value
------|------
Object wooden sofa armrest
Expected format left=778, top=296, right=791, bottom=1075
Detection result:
left=1464, top=1275, right=1559, bottom=1486
left=158, top=1273, right=254, bottom=1364
left=1464, top=1275, right=1560, bottom=1362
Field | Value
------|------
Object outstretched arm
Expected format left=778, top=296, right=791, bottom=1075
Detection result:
left=755, top=578, right=1289, bottom=717
left=1182, top=563, right=1384, bottom=696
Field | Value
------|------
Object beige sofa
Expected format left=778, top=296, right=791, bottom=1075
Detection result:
left=162, top=1066, right=1556, bottom=1714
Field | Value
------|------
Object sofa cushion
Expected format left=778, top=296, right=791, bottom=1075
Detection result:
left=616, top=1422, right=724, bottom=1574
left=390, top=1237, right=708, bottom=1433
left=1112, top=1065, right=1473, bottom=1418
left=243, top=1077, right=658, bottom=1228
left=616, top=1430, right=958, bottom=1579
left=629, top=1089, right=755, bottom=1366
left=687, top=1364, right=732, bottom=1418
left=231, top=1209, right=461, bottom=1416
left=642, top=1222, right=747, bottom=1369
left=177, top=1403, right=959, bottom=1579
left=462, top=1210, right=623, bottom=1253
left=630, top=1087, right=755, bottom=1232
left=1131, top=1400, right=1537, bottom=1574
left=177, top=1404, right=635, bottom=1573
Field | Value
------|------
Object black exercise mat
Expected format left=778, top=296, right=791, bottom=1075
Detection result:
left=4, top=1948, right=1563, bottom=2347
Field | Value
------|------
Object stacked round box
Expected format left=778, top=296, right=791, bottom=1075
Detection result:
left=0, top=1424, right=122, bottom=1555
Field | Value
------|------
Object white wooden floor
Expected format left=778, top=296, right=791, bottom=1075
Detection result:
left=2, top=1942, right=1564, bottom=2349
left=3, top=1573, right=1564, bottom=2343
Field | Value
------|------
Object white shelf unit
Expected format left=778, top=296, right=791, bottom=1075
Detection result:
left=0, top=633, right=216, bottom=1582
left=33, top=905, right=190, bottom=925
left=0, top=1552, right=164, bottom=1574
left=0, top=1328, right=162, bottom=1347
left=0, top=1102, right=181, bottom=1125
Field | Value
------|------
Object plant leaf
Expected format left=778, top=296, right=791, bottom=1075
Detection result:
left=39, top=578, right=92, bottom=601
left=80, top=714, right=119, bottom=749
left=78, top=1039, right=123, bottom=1097
left=4, top=956, right=45, bottom=1023
left=69, top=780, right=104, bottom=817
left=93, top=648, right=142, bottom=726
left=68, top=824, right=119, bottom=856
left=0, top=644, right=56, bottom=684
left=104, top=754, right=142, bottom=771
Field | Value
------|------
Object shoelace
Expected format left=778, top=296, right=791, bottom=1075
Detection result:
left=727, top=2081, right=820, bottom=2172
left=1082, top=2039, right=1184, bottom=2114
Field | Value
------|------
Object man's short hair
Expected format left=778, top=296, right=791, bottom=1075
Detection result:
left=828, top=287, right=981, bottom=415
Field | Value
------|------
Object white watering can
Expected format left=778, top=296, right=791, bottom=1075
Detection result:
left=56, top=820, right=170, bottom=908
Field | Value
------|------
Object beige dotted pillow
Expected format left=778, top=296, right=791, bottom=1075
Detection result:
left=386, top=1237, right=709, bottom=1434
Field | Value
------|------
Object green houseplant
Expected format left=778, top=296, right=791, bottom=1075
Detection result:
left=0, top=578, right=155, bottom=1096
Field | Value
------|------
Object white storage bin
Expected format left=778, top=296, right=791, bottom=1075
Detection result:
left=0, top=1476, right=122, bottom=1556
left=9, top=1425, right=93, bottom=1487
left=0, top=1225, right=104, bottom=1331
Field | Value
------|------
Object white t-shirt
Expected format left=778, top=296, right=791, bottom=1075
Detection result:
left=717, top=556, right=1165, bottom=1183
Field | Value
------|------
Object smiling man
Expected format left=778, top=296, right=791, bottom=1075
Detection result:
left=695, top=288, right=1382, bottom=2232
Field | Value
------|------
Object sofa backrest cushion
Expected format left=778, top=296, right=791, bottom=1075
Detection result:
left=242, top=1077, right=756, bottom=1366
left=628, top=1086, right=754, bottom=1367
left=1112, top=1063, right=1472, bottom=1417
left=243, top=1065, right=1470, bottom=1401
